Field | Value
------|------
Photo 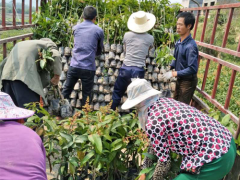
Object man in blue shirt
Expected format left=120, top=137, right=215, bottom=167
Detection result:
left=163, top=12, right=198, bottom=105
left=62, top=6, right=104, bottom=106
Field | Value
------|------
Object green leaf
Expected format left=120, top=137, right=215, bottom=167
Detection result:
left=99, top=119, right=112, bottom=126
left=47, top=56, right=55, bottom=61
left=68, top=161, right=75, bottom=175
left=103, top=134, right=112, bottom=141
left=63, top=141, right=74, bottom=149
left=93, top=134, right=102, bottom=154
left=221, top=114, right=231, bottom=126
left=109, top=151, right=117, bottom=162
left=145, top=167, right=155, bottom=180
left=26, top=115, right=38, bottom=122
left=88, top=134, right=95, bottom=144
left=69, top=157, right=78, bottom=167
left=111, top=143, right=122, bottom=151
left=75, top=135, right=88, bottom=143
left=111, top=139, right=122, bottom=147
left=40, top=59, right=47, bottom=69
left=139, top=166, right=154, bottom=175
left=143, top=153, right=158, bottom=161
left=68, top=177, right=73, bottom=180
left=24, top=122, right=37, bottom=127
left=237, top=134, right=240, bottom=144
left=104, top=114, right=116, bottom=121
left=130, top=118, right=137, bottom=128
left=44, top=118, right=57, bottom=131
left=237, top=150, right=240, bottom=156
left=111, top=121, right=122, bottom=131
left=81, top=150, right=94, bottom=165
left=93, top=154, right=100, bottom=166
left=60, top=165, right=65, bottom=175
left=60, top=132, right=73, bottom=142
left=103, top=140, right=111, bottom=150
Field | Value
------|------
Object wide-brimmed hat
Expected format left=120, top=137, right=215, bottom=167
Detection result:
left=0, top=92, right=34, bottom=120
left=121, top=79, right=161, bottom=110
left=127, top=11, right=156, bottom=33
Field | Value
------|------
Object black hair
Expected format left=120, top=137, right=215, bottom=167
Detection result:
left=83, top=6, right=97, bottom=20
left=177, top=12, right=195, bottom=30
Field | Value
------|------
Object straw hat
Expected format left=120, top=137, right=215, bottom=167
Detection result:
left=121, top=79, right=161, bottom=110
left=0, top=92, right=34, bottom=120
left=127, top=11, right=156, bottom=33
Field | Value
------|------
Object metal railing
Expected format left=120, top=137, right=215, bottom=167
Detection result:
left=1, top=0, right=39, bottom=30
left=181, top=3, right=240, bottom=138
left=0, top=33, right=33, bottom=58
left=0, top=0, right=40, bottom=58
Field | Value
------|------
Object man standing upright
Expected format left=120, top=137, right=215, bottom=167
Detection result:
left=62, top=6, right=104, bottom=106
left=163, top=12, right=198, bottom=105
left=111, top=11, right=156, bottom=110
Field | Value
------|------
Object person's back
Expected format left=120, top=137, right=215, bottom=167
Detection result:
left=111, top=11, right=156, bottom=110
left=71, top=21, right=104, bottom=71
left=1, top=40, right=56, bottom=82
left=0, top=39, right=61, bottom=107
left=62, top=6, right=104, bottom=107
left=0, top=121, right=47, bottom=180
left=123, top=31, right=154, bottom=67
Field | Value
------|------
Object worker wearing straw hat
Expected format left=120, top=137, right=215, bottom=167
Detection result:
left=111, top=11, right=156, bottom=110
left=122, top=79, right=236, bottom=180
left=0, top=92, right=47, bottom=179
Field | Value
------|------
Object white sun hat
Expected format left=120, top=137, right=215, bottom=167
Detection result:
left=127, top=11, right=156, bottom=33
left=0, top=92, right=34, bottom=120
left=121, top=79, right=161, bottom=110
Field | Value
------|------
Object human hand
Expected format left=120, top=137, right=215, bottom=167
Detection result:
left=163, top=71, right=173, bottom=80
left=139, top=174, right=146, bottom=180
left=51, top=75, right=60, bottom=86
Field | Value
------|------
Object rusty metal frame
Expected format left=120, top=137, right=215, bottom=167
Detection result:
left=181, top=3, right=240, bottom=138
left=0, top=0, right=38, bottom=59
left=0, top=33, right=33, bottom=58
left=184, top=3, right=240, bottom=11
left=0, top=0, right=37, bottom=31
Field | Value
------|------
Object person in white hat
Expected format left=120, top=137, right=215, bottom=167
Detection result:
left=0, top=92, right=47, bottom=180
left=122, top=79, right=236, bottom=180
left=111, top=11, right=156, bottom=110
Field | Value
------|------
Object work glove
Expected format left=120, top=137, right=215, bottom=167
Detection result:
left=163, top=71, right=173, bottom=80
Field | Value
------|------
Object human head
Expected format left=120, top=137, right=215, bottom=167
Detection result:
left=127, top=11, right=156, bottom=33
left=83, top=6, right=97, bottom=21
left=121, top=79, right=161, bottom=110
left=0, top=92, right=34, bottom=120
left=176, top=12, right=195, bottom=35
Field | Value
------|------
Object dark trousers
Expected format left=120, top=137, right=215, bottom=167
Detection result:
left=2, top=80, right=40, bottom=108
left=111, top=66, right=145, bottom=110
left=174, top=76, right=198, bottom=105
left=62, top=66, right=95, bottom=106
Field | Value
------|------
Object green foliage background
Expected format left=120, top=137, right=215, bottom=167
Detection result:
left=32, top=0, right=181, bottom=47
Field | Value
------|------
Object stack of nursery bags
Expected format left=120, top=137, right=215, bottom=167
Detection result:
left=49, top=43, right=176, bottom=113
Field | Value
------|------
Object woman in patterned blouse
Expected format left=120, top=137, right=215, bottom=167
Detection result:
left=121, top=79, right=236, bottom=180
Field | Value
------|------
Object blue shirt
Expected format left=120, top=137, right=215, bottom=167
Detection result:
left=170, top=34, right=198, bottom=77
left=71, top=20, right=104, bottom=71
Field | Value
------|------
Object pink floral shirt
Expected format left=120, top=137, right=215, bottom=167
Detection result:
left=146, top=98, right=232, bottom=173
